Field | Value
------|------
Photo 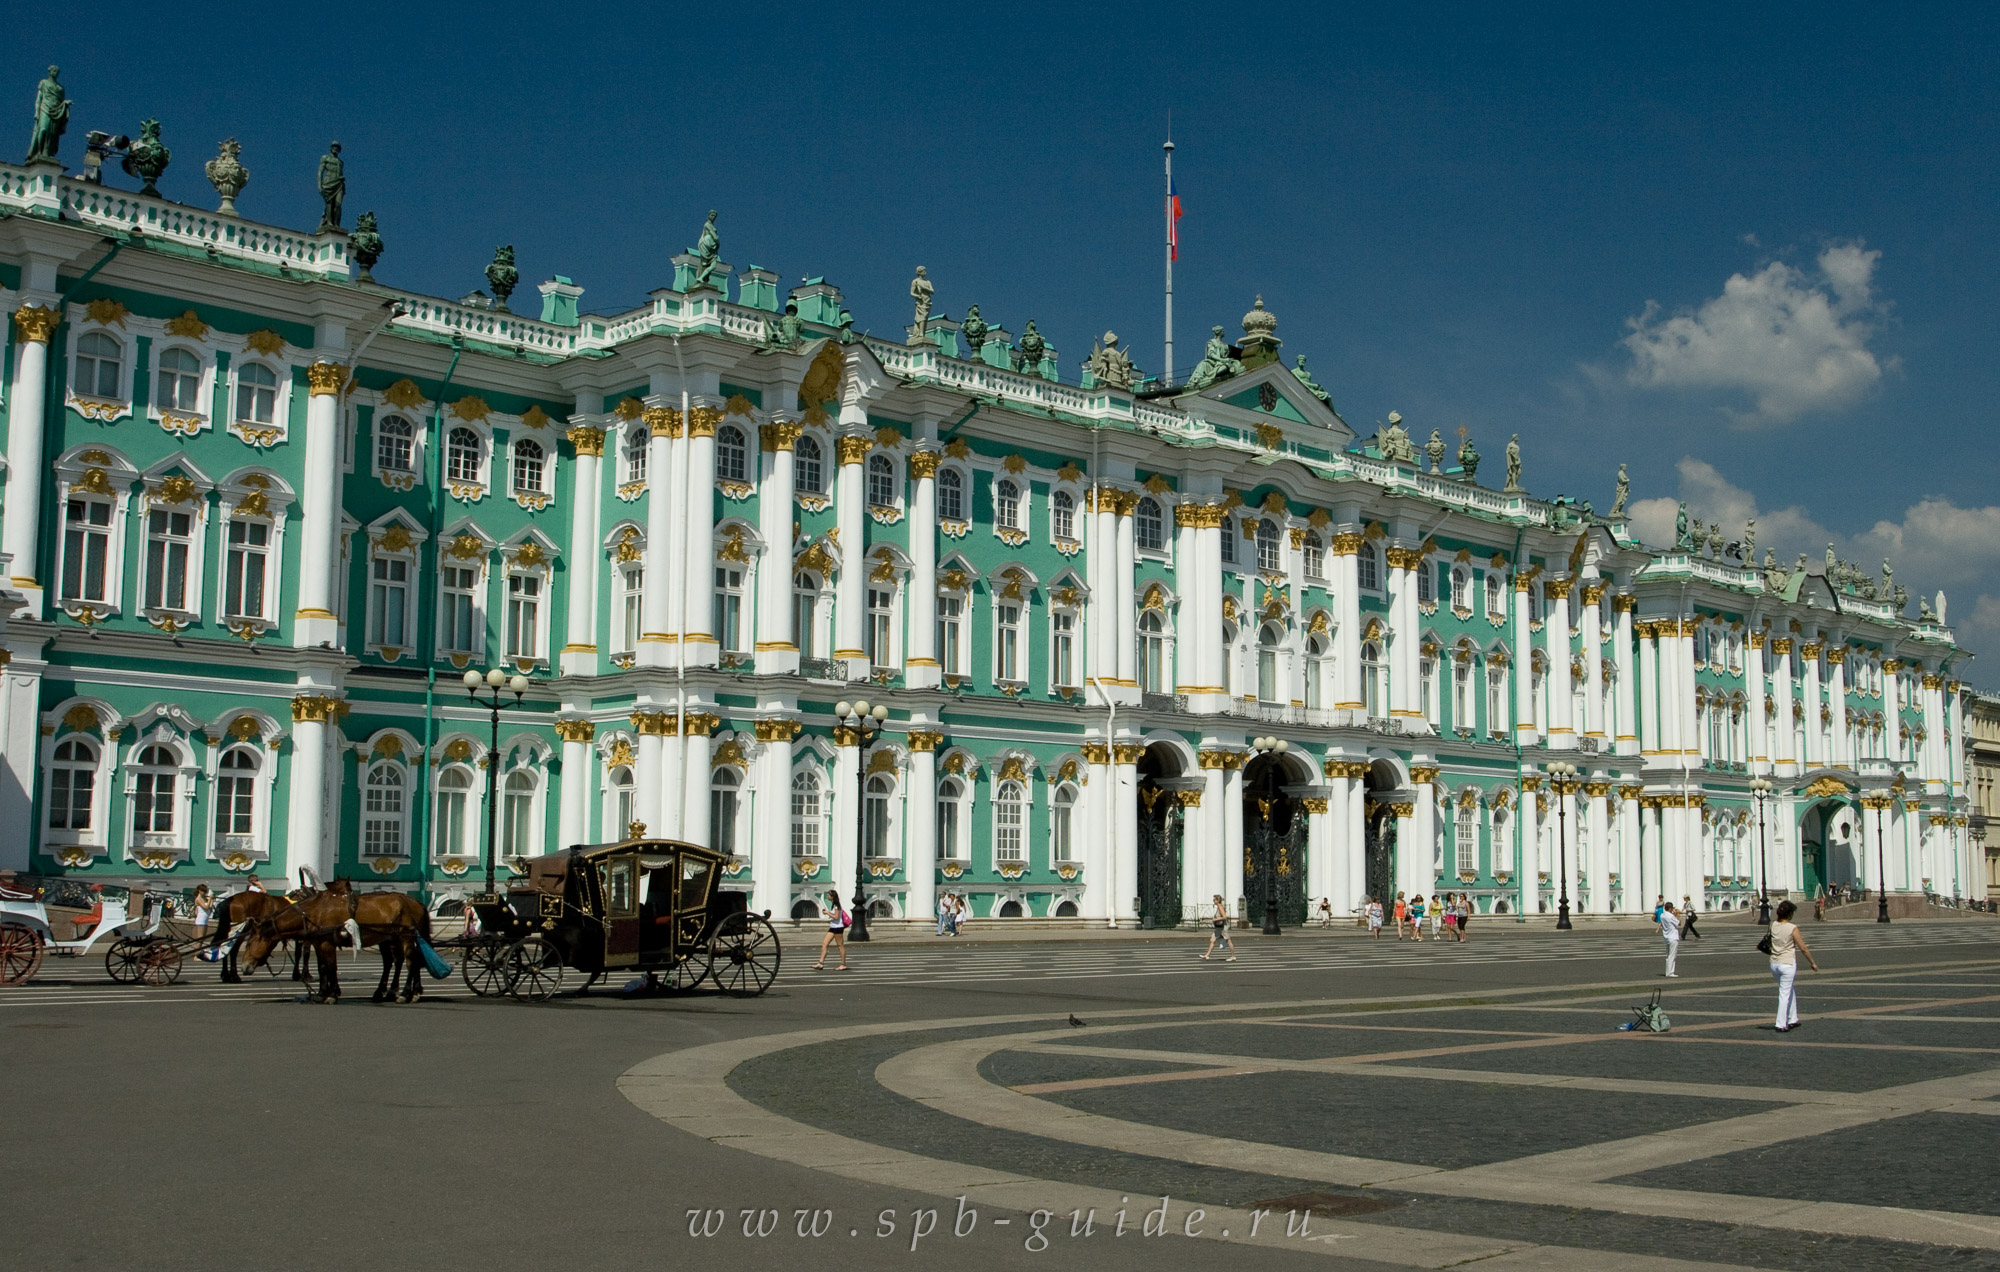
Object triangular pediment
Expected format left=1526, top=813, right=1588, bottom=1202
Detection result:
left=1175, top=361, right=1351, bottom=446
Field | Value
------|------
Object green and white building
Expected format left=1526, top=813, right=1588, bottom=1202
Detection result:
left=0, top=156, right=1978, bottom=923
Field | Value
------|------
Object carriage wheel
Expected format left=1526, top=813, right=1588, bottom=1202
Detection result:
left=666, top=942, right=714, bottom=993
left=505, top=935, right=567, bottom=1001
left=460, top=936, right=513, bottom=998
left=105, top=938, right=147, bottom=984
left=139, top=942, right=184, bottom=987
left=0, top=922, right=44, bottom=987
left=709, top=913, right=781, bottom=997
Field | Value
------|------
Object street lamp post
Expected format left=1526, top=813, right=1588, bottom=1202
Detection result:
left=462, top=667, right=530, bottom=893
left=1251, top=736, right=1290, bottom=936
left=834, top=699, right=889, bottom=942
left=1750, top=777, right=1774, bottom=925
left=1548, top=761, right=1580, bottom=930
left=1874, top=797, right=1892, bottom=924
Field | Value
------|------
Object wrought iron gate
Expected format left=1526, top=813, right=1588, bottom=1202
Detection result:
left=1245, top=810, right=1310, bottom=928
left=1137, top=798, right=1184, bottom=929
left=1365, top=815, right=1395, bottom=907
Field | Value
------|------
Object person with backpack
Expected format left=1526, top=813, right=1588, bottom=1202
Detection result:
left=1659, top=901, right=1682, bottom=977
left=813, top=890, right=850, bottom=970
left=1766, top=899, right=1820, bottom=1031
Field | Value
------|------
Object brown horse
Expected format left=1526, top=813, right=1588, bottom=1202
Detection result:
left=237, top=886, right=430, bottom=1003
left=210, top=889, right=302, bottom=983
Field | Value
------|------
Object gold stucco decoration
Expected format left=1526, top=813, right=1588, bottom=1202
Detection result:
left=165, top=310, right=210, bottom=340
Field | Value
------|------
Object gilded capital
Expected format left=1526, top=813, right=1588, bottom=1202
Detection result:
left=645, top=406, right=682, bottom=439
left=1771, top=638, right=1793, bottom=655
left=290, top=694, right=346, bottom=723
left=1410, top=764, right=1440, bottom=784
left=836, top=435, right=871, bottom=466
left=1329, top=531, right=1363, bottom=556
left=630, top=710, right=675, bottom=736
left=1080, top=742, right=1111, bottom=765
left=1389, top=802, right=1415, bottom=818
left=687, top=406, right=722, bottom=438
left=1584, top=781, right=1613, bottom=798
left=760, top=421, right=802, bottom=452
left=831, top=725, right=861, bottom=747
left=1824, top=648, right=1846, bottom=664
left=907, top=450, right=943, bottom=479
left=1748, top=631, right=1765, bottom=649
left=12, top=303, right=59, bottom=344
left=905, top=728, right=945, bottom=752
left=1543, top=578, right=1573, bottom=600
left=1921, top=673, right=1944, bottom=690
left=1112, top=743, right=1146, bottom=765
left=754, top=717, right=805, bottom=743
left=1801, top=641, right=1823, bottom=659
left=1581, top=583, right=1606, bottom=605
left=306, top=361, right=346, bottom=396
left=554, top=719, right=597, bottom=743
left=566, top=425, right=606, bottom=457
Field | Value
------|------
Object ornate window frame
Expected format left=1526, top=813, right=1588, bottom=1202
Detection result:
left=64, top=317, right=135, bottom=422
left=149, top=339, right=214, bottom=438
left=436, top=522, right=496, bottom=666
left=41, top=700, right=120, bottom=861
left=224, top=356, right=294, bottom=448
left=442, top=419, right=492, bottom=502
left=507, top=434, right=556, bottom=510
left=122, top=725, right=199, bottom=866
left=52, top=445, right=138, bottom=624
left=214, top=467, right=294, bottom=639
left=137, top=457, right=215, bottom=634
left=363, top=514, right=428, bottom=662
left=499, top=534, right=558, bottom=671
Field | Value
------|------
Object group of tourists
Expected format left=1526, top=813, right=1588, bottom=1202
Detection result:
left=1657, top=892, right=1820, bottom=1032
left=1363, top=892, right=1474, bottom=942
left=934, top=892, right=971, bottom=936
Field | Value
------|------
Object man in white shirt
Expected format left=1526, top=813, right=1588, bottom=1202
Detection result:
left=1660, top=902, right=1682, bottom=977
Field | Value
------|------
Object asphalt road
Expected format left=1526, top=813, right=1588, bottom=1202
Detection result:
left=8, top=920, right=1998, bottom=1272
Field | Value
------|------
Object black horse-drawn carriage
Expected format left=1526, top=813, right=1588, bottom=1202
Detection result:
left=455, top=838, right=780, bottom=1000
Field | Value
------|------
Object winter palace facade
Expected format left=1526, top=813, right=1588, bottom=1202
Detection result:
left=0, top=160, right=1978, bottom=926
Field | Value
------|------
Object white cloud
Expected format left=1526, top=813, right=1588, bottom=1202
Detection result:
left=1621, top=243, right=1891, bottom=423
left=1631, top=458, right=2000, bottom=686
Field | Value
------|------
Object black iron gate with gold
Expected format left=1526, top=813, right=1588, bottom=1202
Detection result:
left=1137, top=788, right=1184, bottom=929
left=1245, top=801, right=1309, bottom=928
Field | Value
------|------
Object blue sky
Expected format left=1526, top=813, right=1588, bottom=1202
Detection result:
left=14, top=2, right=1999, bottom=684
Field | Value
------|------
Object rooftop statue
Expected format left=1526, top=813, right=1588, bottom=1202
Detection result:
left=316, top=142, right=345, bottom=233
left=1184, top=325, right=1242, bottom=390
left=690, top=209, right=721, bottom=288
left=1084, top=330, right=1135, bottom=391
left=1376, top=410, right=1417, bottom=465
left=1690, top=518, right=1706, bottom=553
left=1291, top=355, right=1331, bottom=404
left=1014, top=319, right=1047, bottom=374
left=349, top=211, right=383, bottom=283
left=1891, top=583, right=1907, bottom=611
left=1742, top=518, right=1755, bottom=561
left=1707, top=522, right=1724, bottom=558
left=766, top=301, right=803, bottom=350
left=204, top=137, right=248, bottom=216
left=1826, top=542, right=1838, bottom=575
left=1426, top=428, right=1445, bottom=473
left=1936, top=591, right=1947, bottom=624
left=1610, top=463, right=1629, bottom=517
left=836, top=307, right=854, bottom=344
left=1457, top=429, right=1481, bottom=483
left=26, top=65, right=68, bottom=163
left=121, top=117, right=170, bottom=197
left=1920, top=596, right=1935, bottom=622
left=1504, top=434, right=1522, bottom=492
left=1764, top=547, right=1776, bottom=571
left=909, top=266, right=933, bottom=341
left=1675, top=503, right=1689, bottom=549
left=1882, top=558, right=1894, bottom=593
left=960, top=304, right=988, bottom=356
left=485, top=245, right=519, bottom=312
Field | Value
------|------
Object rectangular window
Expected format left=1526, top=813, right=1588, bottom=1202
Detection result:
left=938, top=595, right=963, bottom=675
left=370, top=557, right=409, bottom=648
left=441, top=565, right=478, bottom=654
left=997, top=603, right=1021, bottom=681
left=144, top=509, right=193, bottom=611
left=792, top=580, right=814, bottom=659
left=1052, top=611, right=1075, bottom=688
left=995, top=798, right=1023, bottom=862
left=713, top=567, right=743, bottom=653
left=224, top=519, right=269, bottom=618
left=507, top=573, right=542, bottom=660
left=134, top=771, right=175, bottom=834
left=867, top=587, right=893, bottom=670
left=619, top=568, right=644, bottom=655
left=1456, top=814, right=1478, bottom=875
left=936, top=797, right=959, bottom=860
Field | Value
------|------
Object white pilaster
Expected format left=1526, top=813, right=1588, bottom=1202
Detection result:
left=681, top=717, right=713, bottom=848
left=751, top=720, right=794, bottom=919
left=1114, top=742, right=1140, bottom=924
left=1519, top=778, right=1541, bottom=917
left=635, top=725, right=665, bottom=836
left=557, top=722, right=592, bottom=852
left=1114, top=497, right=1138, bottom=690
left=683, top=405, right=720, bottom=667
left=905, top=451, right=939, bottom=688
left=1544, top=578, right=1575, bottom=749
left=639, top=408, right=679, bottom=666
left=1223, top=758, right=1246, bottom=914
left=830, top=735, right=859, bottom=907
left=2, top=305, right=56, bottom=608
left=560, top=426, right=604, bottom=676
left=906, top=729, right=939, bottom=923
left=1828, top=651, right=1849, bottom=768
left=1513, top=573, right=1539, bottom=748
left=1581, top=580, right=1605, bottom=743
left=292, top=362, right=346, bottom=647
left=1772, top=637, right=1796, bottom=775
left=755, top=421, right=800, bottom=675
left=1618, top=784, right=1643, bottom=912
left=1614, top=597, right=1639, bottom=757
left=834, top=433, right=868, bottom=673
left=1586, top=783, right=1611, bottom=912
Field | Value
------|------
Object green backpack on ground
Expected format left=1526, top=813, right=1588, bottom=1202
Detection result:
left=1632, top=990, right=1671, bottom=1032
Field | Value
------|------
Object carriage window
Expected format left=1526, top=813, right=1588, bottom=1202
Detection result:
left=677, top=856, right=713, bottom=910
left=603, top=857, right=636, bottom=915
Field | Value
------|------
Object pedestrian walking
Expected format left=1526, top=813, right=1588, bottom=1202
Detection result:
left=1366, top=897, right=1384, bottom=938
left=1813, top=887, right=1827, bottom=922
left=1660, top=901, right=1681, bottom=977
left=952, top=893, right=968, bottom=934
left=190, top=884, right=214, bottom=935
left=1393, top=892, right=1409, bottom=939
left=813, top=890, right=850, bottom=971
left=1767, top=899, right=1820, bottom=1032
left=936, top=891, right=952, bottom=937
left=1315, top=897, right=1334, bottom=927
left=1202, top=894, right=1237, bottom=961
left=1439, top=893, right=1457, bottom=941
left=1409, top=894, right=1426, bottom=942
left=1453, top=893, right=1471, bottom=943
left=1680, top=895, right=1702, bottom=940
left=1653, top=894, right=1665, bottom=924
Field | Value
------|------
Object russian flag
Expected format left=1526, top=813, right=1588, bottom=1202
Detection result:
left=1168, top=176, right=1182, bottom=261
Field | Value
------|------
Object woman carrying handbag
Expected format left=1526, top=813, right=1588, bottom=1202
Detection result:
left=814, top=890, right=851, bottom=971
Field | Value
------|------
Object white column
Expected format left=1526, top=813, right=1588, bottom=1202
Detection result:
left=1086, top=495, right=1110, bottom=687
left=682, top=715, right=713, bottom=848
left=1923, top=674, right=1947, bottom=792
left=1638, top=621, right=1661, bottom=760
left=834, top=434, right=868, bottom=671
left=1408, top=765, right=1437, bottom=897
left=1639, top=799, right=1661, bottom=912
left=1773, top=638, right=1796, bottom=774
left=634, top=713, right=666, bottom=836
left=1394, top=803, right=1417, bottom=906
left=292, top=362, right=346, bottom=646
left=1202, top=752, right=1228, bottom=903
left=1174, top=503, right=1201, bottom=692
left=1223, top=758, right=1246, bottom=915
left=1519, top=779, right=1541, bottom=917
left=1544, top=579, right=1575, bottom=749
left=683, top=406, right=720, bottom=667
left=905, top=451, right=939, bottom=688
left=0, top=642, right=41, bottom=872
left=1114, top=743, right=1141, bottom=923
left=1195, top=509, right=1226, bottom=701
left=639, top=408, right=679, bottom=664
left=1614, top=598, right=1639, bottom=757
left=1388, top=549, right=1418, bottom=725
left=557, top=721, right=592, bottom=852
left=1344, top=767, right=1367, bottom=907
left=1334, top=534, right=1362, bottom=718
left=283, top=696, right=337, bottom=888
left=2, top=305, right=56, bottom=605
left=1307, top=795, right=1334, bottom=916
left=1326, top=762, right=1352, bottom=916
left=1581, top=581, right=1605, bottom=744
left=1513, top=573, right=1538, bottom=748
left=1800, top=641, right=1823, bottom=769
left=906, top=730, right=938, bottom=923
left=1828, top=651, right=1849, bottom=768
left=1083, top=742, right=1112, bottom=920
left=830, top=733, right=859, bottom=907
left=1115, top=497, right=1138, bottom=688
left=1746, top=633, right=1769, bottom=774
left=751, top=720, right=794, bottom=919
left=661, top=725, right=685, bottom=839
left=560, top=427, right=604, bottom=676
left=1586, top=783, right=1611, bottom=912
left=1676, top=621, right=1700, bottom=770
left=1618, top=785, right=1643, bottom=912
left=756, top=422, right=799, bottom=675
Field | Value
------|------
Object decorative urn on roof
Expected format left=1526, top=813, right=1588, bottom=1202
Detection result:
left=1238, top=294, right=1282, bottom=369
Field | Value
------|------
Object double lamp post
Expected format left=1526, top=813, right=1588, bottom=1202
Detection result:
left=463, top=667, right=531, bottom=893
left=832, top=699, right=889, bottom=942
left=1546, top=761, right=1582, bottom=930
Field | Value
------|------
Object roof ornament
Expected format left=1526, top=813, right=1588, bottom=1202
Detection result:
left=1184, top=325, right=1243, bottom=390
left=1084, top=331, right=1135, bottom=391
left=316, top=142, right=344, bottom=233
left=1290, top=354, right=1330, bottom=405
left=205, top=137, right=248, bottom=216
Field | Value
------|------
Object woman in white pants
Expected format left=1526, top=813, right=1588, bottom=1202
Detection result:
left=1768, top=899, right=1820, bottom=1032
left=1660, top=902, right=1681, bottom=977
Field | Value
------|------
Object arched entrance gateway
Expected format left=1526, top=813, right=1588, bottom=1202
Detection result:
left=1242, top=749, right=1311, bottom=929
left=1135, top=744, right=1186, bottom=929
left=1797, top=771, right=1862, bottom=898
left=1363, top=759, right=1404, bottom=907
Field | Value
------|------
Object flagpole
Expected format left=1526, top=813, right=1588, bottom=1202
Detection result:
left=1163, top=137, right=1175, bottom=387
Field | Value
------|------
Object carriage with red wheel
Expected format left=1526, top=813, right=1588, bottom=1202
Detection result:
left=0, top=880, right=195, bottom=987
left=454, top=839, right=780, bottom=1001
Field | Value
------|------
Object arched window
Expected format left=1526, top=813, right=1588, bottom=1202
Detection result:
left=1256, top=520, right=1282, bottom=573
left=1487, top=664, right=1508, bottom=736
left=132, top=744, right=179, bottom=837
left=511, top=438, right=546, bottom=493
left=213, top=747, right=259, bottom=843
left=1052, top=490, right=1076, bottom=540
left=790, top=771, right=823, bottom=858
left=1420, top=651, right=1438, bottom=724
left=937, top=468, right=964, bottom=520
left=1140, top=610, right=1168, bottom=693
left=1456, top=803, right=1478, bottom=875
left=792, top=571, right=819, bottom=658
left=712, top=769, right=742, bottom=857
left=1361, top=641, right=1385, bottom=718
left=1451, top=567, right=1470, bottom=611
left=446, top=427, right=482, bottom=484
left=1531, top=652, right=1548, bottom=732
left=936, top=777, right=965, bottom=860
left=47, top=736, right=97, bottom=832
left=1221, top=621, right=1238, bottom=695
left=156, top=347, right=202, bottom=412
left=994, top=780, right=1026, bottom=863
left=1257, top=622, right=1284, bottom=703
left=1417, top=559, right=1436, bottom=605
left=377, top=415, right=415, bottom=474
left=1135, top=497, right=1164, bottom=551
left=995, top=479, right=1022, bottom=530
left=502, top=769, right=538, bottom=861
left=865, top=774, right=894, bottom=858
left=1452, top=656, right=1472, bottom=728
left=624, top=425, right=649, bottom=485
left=794, top=434, right=822, bottom=495
left=608, top=765, right=635, bottom=839
left=615, top=562, right=644, bottom=656
left=1485, top=571, right=1504, bottom=617
left=1357, top=541, right=1380, bottom=591
left=867, top=454, right=896, bottom=507
left=1305, top=633, right=1330, bottom=710
left=1491, top=807, right=1512, bottom=876
left=363, top=763, right=406, bottom=857
left=435, top=766, right=473, bottom=858
left=235, top=362, right=278, bottom=424
left=1303, top=533, right=1324, bottom=579
left=1052, top=784, right=1077, bottom=863
left=74, top=332, right=122, bottom=399
left=716, top=424, right=748, bottom=482
left=713, top=564, right=745, bottom=655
